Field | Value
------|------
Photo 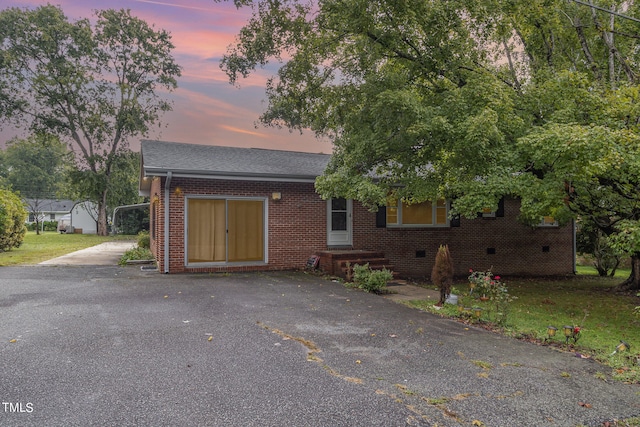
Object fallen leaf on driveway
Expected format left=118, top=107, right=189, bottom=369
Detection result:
left=9, top=339, right=16, bottom=343
left=389, top=334, right=397, bottom=338
left=208, top=336, right=213, bottom=342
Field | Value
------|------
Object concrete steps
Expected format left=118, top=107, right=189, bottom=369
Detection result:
left=316, top=250, right=398, bottom=280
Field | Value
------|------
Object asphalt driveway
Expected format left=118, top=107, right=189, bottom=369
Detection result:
left=0, top=266, right=638, bottom=426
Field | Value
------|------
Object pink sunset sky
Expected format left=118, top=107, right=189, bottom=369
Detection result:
left=0, top=0, right=332, bottom=154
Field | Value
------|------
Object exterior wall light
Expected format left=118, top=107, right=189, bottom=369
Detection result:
left=272, top=192, right=282, bottom=201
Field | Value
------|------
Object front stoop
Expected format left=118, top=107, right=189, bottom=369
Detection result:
left=316, top=250, right=397, bottom=280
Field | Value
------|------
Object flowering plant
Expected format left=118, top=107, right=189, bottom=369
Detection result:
left=572, top=326, right=581, bottom=342
left=468, top=269, right=501, bottom=296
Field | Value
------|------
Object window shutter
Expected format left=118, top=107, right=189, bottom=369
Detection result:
left=376, top=206, right=386, bottom=228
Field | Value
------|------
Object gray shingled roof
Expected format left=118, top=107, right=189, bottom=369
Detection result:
left=140, top=140, right=331, bottom=181
left=23, top=199, right=75, bottom=213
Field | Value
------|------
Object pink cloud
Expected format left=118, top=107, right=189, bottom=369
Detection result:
left=0, top=0, right=332, bottom=154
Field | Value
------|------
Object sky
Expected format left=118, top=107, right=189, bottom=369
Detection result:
left=0, top=0, right=332, bottom=154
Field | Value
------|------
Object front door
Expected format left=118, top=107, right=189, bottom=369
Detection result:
left=327, top=198, right=352, bottom=246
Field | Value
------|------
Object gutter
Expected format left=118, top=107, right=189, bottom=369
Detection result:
left=164, top=171, right=172, bottom=274
left=142, top=168, right=319, bottom=183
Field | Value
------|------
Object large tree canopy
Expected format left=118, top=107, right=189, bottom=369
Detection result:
left=1, top=134, right=72, bottom=234
left=221, top=0, right=640, bottom=288
left=2, top=134, right=70, bottom=200
left=0, top=5, right=181, bottom=235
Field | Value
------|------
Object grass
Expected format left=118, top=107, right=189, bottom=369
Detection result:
left=575, top=264, right=631, bottom=278
left=0, top=231, right=135, bottom=266
left=406, top=272, right=640, bottom=383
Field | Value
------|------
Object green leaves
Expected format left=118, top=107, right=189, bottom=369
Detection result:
left=0, top=188, right=27, bottom=252
left=223, top=0, right=640, bottom=269
left=0, top=5, right=181, bottom=234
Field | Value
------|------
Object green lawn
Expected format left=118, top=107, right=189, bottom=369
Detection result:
left=575, top=264, right=631, bottom=278
left=406, top=273, right=640, bottom=383
left=0, top=231, right=134, bottom=266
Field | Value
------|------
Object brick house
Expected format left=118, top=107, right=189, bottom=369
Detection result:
left=139, top=140, right=575, bottom=277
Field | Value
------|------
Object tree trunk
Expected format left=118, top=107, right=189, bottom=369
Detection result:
left=97, top=190, right=109, bottom=236
left=617, top=254, right=640, bottom=291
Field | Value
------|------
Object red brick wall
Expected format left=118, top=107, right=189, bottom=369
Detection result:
left=151, top=177, right=574, bottom=277
left=352, top=197, right=574, bottom=278
left=151, top=177, right=328, bottom=273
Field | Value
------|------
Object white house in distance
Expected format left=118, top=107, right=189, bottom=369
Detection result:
left=23, top=199, right=75, bottom=223
left=55, top=201, right=98, bottom=234
left=22, top=198, right=98, bottom=234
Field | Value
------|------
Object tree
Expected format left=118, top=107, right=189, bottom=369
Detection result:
left=0, top=188, right=27, bottom=251
left=431, top=245, right=454, bottom=306
left=0, top=5, right=181, bottom=235
left=577, top=221, right=621, bottom=277
left=66, top=150, right=144, bottom=231
left=1, top=134, right=72, bottom=234
left=220, top=0, right=640, bottom=289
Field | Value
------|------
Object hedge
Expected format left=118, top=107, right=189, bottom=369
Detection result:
left=0, top=189, right=27, bottom=252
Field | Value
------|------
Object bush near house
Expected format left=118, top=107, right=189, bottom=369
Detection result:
left=118, top=231, right=153, bottom=265
left=352, top=263, right=393, bottom=293
left=25, top=221, right=58, bottom=232
left=0, top=189, right=27, bottom=252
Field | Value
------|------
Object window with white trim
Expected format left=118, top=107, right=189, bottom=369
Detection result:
left=539, top=216, right=558, bottom=227
left=386, top=198, right=449, bottom=227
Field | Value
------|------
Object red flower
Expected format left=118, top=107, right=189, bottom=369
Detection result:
left=495, top=276, right=501, bottom=280
left=574, top=327, right=580, bottom=334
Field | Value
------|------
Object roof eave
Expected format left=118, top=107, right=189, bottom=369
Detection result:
left=142, top=167, right=320, bottom=183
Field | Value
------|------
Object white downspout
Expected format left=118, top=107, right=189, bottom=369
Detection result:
left=164, top=172, right=172, bottom=274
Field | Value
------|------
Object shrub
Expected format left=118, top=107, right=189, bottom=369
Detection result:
left=137, top=231, right=150, bottom=249
left=25, top=220, right=57, bottom=232
left=352, top=263, right=392, bottom=293
left=0, top=189, right=27, bottom=252
left=352, top=263, right=371, bottom=285
left=43, top=220, right=57, bottom=232
left=431, top=244, right=454, bottom=305
left=119, top=246, right=154, bottom=265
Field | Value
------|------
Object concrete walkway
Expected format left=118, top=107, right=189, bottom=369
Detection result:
left=38, top=241, right=136, bottom=266
left=385, top=282, right=440, bottom=302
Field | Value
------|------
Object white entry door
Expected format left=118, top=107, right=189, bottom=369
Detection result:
left=327, top=198, right=352, bottom=246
